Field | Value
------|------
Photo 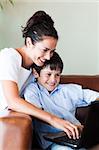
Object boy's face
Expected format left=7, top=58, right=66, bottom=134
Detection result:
left=36, top=66, right=61, bottom=92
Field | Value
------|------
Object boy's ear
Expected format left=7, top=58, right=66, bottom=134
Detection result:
left=32, top=68, right=39, bottom=78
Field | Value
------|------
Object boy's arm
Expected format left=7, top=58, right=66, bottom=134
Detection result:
left=83, top=89, right=99, bottom=104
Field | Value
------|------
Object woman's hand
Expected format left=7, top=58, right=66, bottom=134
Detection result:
left=76, top=124, right=84, bottom=137
left=50, top=115, right=82, bottom=139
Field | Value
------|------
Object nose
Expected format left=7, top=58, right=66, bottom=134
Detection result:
left=50, top=75, right=56, bottom=84
left=44, top=52, right=50, bottom=60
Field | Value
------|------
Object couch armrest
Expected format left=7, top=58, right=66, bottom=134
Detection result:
left=0, top=110, right=33, bottom=150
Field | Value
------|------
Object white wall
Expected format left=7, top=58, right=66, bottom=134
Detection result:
left=0, top=0, right=98, bottom=75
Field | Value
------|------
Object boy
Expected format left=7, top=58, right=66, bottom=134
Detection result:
left=24, top=52, right=99, bottom=150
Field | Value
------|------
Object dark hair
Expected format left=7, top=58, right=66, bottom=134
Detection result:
left=22, top=10, right=58, bottom=44
left=32, top=52, right=63, bottom=75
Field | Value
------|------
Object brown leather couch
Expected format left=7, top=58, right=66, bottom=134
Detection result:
left=0, top=75, right=99, bottom=150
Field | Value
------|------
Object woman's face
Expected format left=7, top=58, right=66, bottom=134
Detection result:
left=27, top=36, right=57, bottom=66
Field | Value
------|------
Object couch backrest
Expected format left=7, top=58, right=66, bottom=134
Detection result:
left=60, top=75, right=99, bottom=92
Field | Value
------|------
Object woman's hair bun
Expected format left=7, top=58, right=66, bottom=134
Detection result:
left=33, top=10, right=46, bottom=17
left=22, top=10, right=58, bottom=41
left=32, top=10, right=54, bottom=27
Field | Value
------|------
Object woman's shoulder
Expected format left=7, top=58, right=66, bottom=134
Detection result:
left=0, top=48, right=21, bottom=58
left=0, top=48, right=22, bottom=64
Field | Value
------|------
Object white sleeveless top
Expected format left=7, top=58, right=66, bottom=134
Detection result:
left=0, top=48, right=33, bottom=110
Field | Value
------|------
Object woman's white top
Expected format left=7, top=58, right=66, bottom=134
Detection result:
left=0, top=48, right=33, bottom=111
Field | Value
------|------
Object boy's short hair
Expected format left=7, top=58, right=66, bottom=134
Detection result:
left=32, top=52, right=63, bottom=75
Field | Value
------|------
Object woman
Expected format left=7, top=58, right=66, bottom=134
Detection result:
left=0, top=10, right=79, bottom=143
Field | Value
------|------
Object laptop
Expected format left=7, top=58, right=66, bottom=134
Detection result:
left=44, top=101, right=99, bottom=149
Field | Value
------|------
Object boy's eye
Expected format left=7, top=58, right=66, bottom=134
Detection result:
left=47, top=73, right=51, bottom=76
left=56, top=74, right=61, bottom=77
left=57, top=74, right=60, bottom=76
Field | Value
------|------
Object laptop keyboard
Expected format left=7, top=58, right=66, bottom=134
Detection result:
left=44, top=132, right=82, bottom=149
left=54, top=135, right=81, bottom=147
left=56, top=136, right=80, bottom=145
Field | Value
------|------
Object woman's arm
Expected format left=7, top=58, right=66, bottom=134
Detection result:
left=2, top=80, right=80, bottom=139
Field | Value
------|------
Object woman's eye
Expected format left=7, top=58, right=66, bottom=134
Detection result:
left=44, top=49, right=47, bottom=52
left=42, top=49, right=48, bottom=52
